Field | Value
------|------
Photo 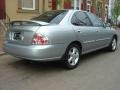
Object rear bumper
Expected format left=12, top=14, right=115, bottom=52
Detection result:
left=4, top=42, right=66, bottom=61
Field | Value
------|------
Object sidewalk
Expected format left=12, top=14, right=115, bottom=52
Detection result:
left=0, top=24, right=5, bottom=55
left=0, top=35, right=5, bottom=55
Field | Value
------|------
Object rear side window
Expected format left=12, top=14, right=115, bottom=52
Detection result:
left=71, top=11, right=92, bottom=26
left=32, top=10, right=68, bottom=24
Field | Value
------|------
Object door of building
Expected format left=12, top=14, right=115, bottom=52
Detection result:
left=0, top=0, right=5, bottom=19
left=52, top=0, right=57, bottom=10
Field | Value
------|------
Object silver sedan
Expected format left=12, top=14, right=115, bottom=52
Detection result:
left=4, top=10, right=118, bottom=69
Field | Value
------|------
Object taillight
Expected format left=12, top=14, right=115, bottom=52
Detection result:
left=32, top=34, right=48, bottom=45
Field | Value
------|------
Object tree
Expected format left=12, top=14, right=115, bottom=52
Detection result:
left=95, top=0, right=102, bottom=17
left=112, top=0, right=120, bottom=24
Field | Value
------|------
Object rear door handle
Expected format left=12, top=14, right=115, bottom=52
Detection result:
left=96, top=30, right=99, bottom=32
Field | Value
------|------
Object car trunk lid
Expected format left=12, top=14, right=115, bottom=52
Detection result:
left=6, top=20, right=49, bottom=45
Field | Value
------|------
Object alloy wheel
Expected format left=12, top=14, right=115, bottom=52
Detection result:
left=111, top=38, right=117, bottom=51
left=63, top=44, right=81, bottom=69
left=68, top=47, right=80, bottom=66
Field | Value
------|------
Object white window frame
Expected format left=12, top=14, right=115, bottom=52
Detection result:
left=22, top=0, right=35, bottom=10
left=72, top=0, right=82, bottom=10
left=87, top=0, right=91, bottom=12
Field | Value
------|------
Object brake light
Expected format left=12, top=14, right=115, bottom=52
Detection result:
left=32, top=34, right=48, bottom=45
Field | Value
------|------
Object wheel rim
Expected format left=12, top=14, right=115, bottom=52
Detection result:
left=68, top=47, right=80, bottom=66
left=112, top=39, right=117, bottom=50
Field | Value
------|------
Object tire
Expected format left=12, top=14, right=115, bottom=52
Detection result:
left=62, top=44, right=81, bottom=69
left=108, top=37, right=117, bottom=51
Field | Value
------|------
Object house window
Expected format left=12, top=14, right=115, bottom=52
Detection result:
left=18, top=0, right=39, bottom=13
left=22, top=0, right=35, bottom=10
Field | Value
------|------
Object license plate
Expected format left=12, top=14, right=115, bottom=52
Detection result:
left=11, top=31, right=24, bottom=40
left=13, top=32, right=21, bottom=40
left=9, top=31, right=24, bottom=41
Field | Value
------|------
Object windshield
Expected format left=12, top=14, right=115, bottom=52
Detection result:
left=32, top=10, right=68, bottom=24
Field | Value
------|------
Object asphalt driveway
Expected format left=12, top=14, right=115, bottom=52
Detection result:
left=0, top=31, right=120, bottom=90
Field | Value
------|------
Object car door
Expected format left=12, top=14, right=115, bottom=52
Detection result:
left=87, top=12, right=111, bottom=48
left=71, top=11, right=100, bottom=53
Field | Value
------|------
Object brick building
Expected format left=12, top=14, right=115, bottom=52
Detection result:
left=0, top=0, right=109, bottom=21
left=0, top=0, right=5, bottom=19
left=0, top=0, right=52, bottom=20
left=51, top=0, right=109, bottom=21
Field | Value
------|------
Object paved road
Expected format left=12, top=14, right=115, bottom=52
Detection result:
left=0, top=32, right=120, bottom=90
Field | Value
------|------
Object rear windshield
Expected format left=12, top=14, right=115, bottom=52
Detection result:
left=32, top=10, right=68, bottom=24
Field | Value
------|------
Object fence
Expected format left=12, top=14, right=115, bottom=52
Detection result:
left=0, top=10, right=10, bottom=36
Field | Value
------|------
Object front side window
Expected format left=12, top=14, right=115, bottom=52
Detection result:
left=32, top=10, right=68, bottom=24
left=87, top=12, right=104, bottom=27
left=71, top=11, right=92, bottom=26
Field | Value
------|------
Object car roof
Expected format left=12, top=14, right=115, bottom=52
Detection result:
left=50, top=9, right=88, bottom=13
left=68, top=9, right=87, bottom=12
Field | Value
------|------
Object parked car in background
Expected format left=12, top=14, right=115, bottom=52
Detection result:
left=4, top=10, right=118, bottom=69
